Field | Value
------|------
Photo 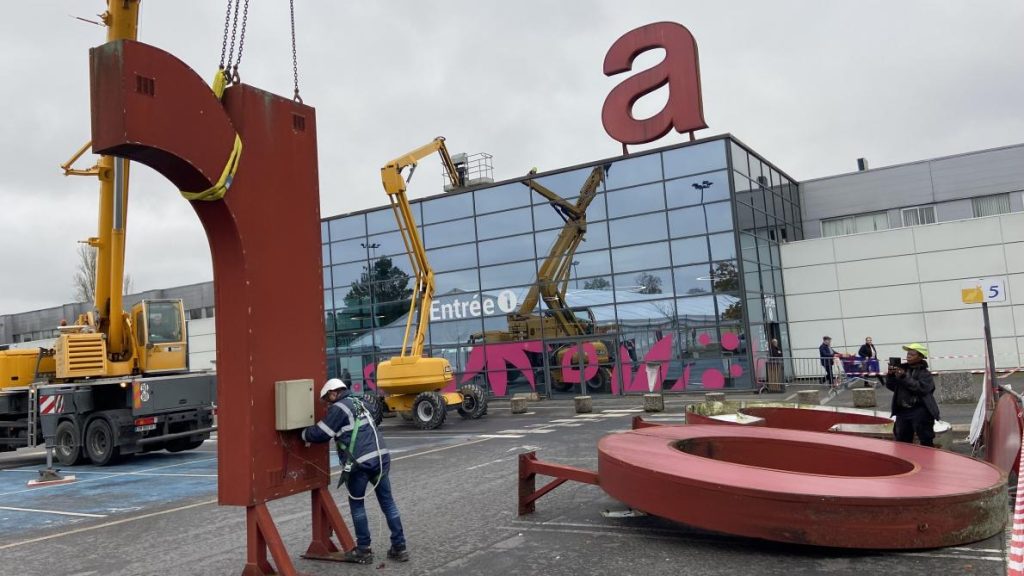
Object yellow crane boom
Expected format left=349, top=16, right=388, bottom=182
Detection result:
left=513, top=164, right=608, bottom=336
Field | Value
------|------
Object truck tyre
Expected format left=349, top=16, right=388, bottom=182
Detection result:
left=412, top=391, right=446, bottom=430
left=166, top=438, right=205, bottom=453
left=457, top=384, right=488, bottom=419
left=54, top=420, right=84, bottom=466
left=84, top=418, right=120, bottom=466
left=361, top=391, right=384, bottom=426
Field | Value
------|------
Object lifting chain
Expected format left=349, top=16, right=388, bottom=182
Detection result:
left=220, top=0, right=249, bottom=86
left=290, top=0, right=302, bottom=103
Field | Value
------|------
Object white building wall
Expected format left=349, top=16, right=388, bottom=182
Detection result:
left=781, top=212, right=1024, bottom=372
left=187, top=317, right=217, bottom=371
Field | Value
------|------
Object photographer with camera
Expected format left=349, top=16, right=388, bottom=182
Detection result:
left=882, top=343, right=940, bottom=447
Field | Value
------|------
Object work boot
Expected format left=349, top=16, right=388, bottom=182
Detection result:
left=342, top=547, right=374, bottom=564
left=387, top=546, right=410, bottom=562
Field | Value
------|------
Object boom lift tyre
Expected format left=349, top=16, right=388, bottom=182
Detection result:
left=457, top=384, right=487, bottom=419
left=412, top=391, right=446, bottom=430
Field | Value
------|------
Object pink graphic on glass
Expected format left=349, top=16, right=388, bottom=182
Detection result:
left=458, top=340, right=545, bottom=397
left=612, top=334, right=674, bottom=393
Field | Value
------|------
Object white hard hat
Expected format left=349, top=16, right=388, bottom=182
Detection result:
left=319, top=378, right=347, bottom=399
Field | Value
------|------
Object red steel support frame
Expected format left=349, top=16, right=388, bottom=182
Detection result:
left=90, top=40, right=350, bottom=575
left=518, top=452, right=598, bottom=516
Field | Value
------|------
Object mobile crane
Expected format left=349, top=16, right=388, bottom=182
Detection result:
left=470, top=164, right=613, bottom=392
left=374, top=137, right=487, bottom=429
left=0, top=0, right=215, bottom=467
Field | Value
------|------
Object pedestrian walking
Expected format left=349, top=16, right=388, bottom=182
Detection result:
left=819, top=336, right=836, bottom=386
left=301, top=378, right=409, bottom=564
left=767, top=338, right=784, bottom=391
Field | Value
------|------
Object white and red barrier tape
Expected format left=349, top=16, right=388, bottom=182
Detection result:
left=1008, top=434, right=1024, bottom=576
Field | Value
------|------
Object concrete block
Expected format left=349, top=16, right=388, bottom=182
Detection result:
left=934, top=372, right=974, bottom=403
left=797, top=390, right=820, bottom=405
left=705, top=392, right=726, bottom=404
left=514, top=392, right=540, bottom=402
left=643, top=394, right=664, bottom=412
left=852, top=387, right=876, bottom=408
left=574, top=396, right=593, bottom=414
left=510, top=397, right=528, bottom=414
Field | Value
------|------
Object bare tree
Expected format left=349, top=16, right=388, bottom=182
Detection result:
left=72, top=245, right=97, bottom=303
left=72, top=245, right=135, bottom=303
left=634, top=272, right=663, bottom=294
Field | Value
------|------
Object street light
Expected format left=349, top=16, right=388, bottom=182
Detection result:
left=572, top=260, right=580, bottom=289
left=360, top=242, right=380, bottom=327
left=691, top=180, right=713, bottom=199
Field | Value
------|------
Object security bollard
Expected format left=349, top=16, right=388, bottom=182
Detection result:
left=643, top=393, right=664, bottom=412
left=797, top=390, right=820, bottom=405
left=511, top=397, right=528, bottom=414
left=574, top=396, right=593, bottom=414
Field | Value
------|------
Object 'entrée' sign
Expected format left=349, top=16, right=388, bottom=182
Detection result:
left=602, top=21, right=708, bottom=147
left=430, top=290, right=519, bottom=322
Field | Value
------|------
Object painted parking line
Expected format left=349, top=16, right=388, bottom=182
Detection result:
left=478, top=434, right=525, bottom=439
left=497, top=429, right=554, bottom=435
left=602, top=409, right=643, bottom=413
left=0, top=505, right=106, bottom=518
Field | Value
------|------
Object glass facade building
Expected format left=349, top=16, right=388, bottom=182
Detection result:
left=322, top=135, right=801, bottom=397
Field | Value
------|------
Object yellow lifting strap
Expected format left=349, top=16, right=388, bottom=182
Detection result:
left=179, top=133, right=242, bottom=202
left=179, top=68, right=242, bottom=202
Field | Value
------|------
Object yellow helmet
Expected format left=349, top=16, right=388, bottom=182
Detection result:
left=902, top=343, right=928, bottom=358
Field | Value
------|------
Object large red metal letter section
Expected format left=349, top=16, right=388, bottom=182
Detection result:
left=90, top=40, right=349, bottom=575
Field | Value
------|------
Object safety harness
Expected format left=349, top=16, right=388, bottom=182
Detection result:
left=336, top=397, right=385, bottom=489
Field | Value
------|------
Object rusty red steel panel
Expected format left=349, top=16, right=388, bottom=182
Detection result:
left=987, top=392, right=1023, bottom=476
left=597, top=425, right=1006, bottom=549
left=90, top=40, right=328, bottom=507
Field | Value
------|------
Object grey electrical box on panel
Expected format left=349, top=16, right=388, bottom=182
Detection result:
left=275, top=379, right=315, bottom=430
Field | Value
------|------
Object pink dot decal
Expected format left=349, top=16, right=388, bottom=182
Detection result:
left=729, top=363, right=744, bottom=378
left=722, top=333, right=740, bottom=351
left=698, top=333, right=711, bottom=346
left=703, top=368, right=725, bottom=389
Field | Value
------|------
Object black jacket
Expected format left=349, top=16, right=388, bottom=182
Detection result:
left=857, top=343, right=877, bottom=358
left=883, top=361, right=940, bottom=420
left=819, top=343, right=834, bottom=367
left=301, top=391, right=390, bottom=474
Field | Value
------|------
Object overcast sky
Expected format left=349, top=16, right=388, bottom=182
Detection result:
left=1, top=1, right=1021, bottom=316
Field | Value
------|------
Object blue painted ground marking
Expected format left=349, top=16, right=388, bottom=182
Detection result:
left=0, top=450, right=218, bottom=542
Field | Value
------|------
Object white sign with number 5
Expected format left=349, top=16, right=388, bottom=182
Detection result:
left=960, top=277, right=1007, bottom=304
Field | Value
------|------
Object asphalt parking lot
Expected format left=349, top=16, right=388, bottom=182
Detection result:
left=0, top=390, right=1010, bottom=575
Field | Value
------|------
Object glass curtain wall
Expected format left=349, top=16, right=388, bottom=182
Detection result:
left=729, top=140, right=803, bottom=388
left=322, top=136, right=800, bottom=397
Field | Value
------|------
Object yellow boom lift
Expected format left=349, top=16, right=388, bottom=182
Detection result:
left=375, top=137, right=487, bottom=429
left=470, top=164, right=613, bottom=392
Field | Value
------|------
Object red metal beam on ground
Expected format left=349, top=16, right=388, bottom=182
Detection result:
left=518, top=452, right=599, bottom=515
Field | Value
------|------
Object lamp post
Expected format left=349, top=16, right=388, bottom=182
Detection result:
left=691, top=180, right=713, bottom=200
left=572, top=260, right=580, bottom=289
left=360, top=242, right=380, bottom=327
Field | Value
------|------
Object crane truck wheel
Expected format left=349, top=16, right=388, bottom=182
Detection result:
left=54, top=420, right=85, bottom=466
left=166, top=438, right=205, bottom=453
left=84, top=417, right=121, bottom=466
left=412, top=391, right=446, bottom=430
left=457, top=384, right=488, bottom=419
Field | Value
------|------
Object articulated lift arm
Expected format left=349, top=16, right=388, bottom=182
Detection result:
left=516, top=164, right=608, bottom=336
left=380, top=137, right=464, bottom=359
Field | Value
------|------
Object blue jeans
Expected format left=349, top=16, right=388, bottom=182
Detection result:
left=347, top=467, right=406, bottom=550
